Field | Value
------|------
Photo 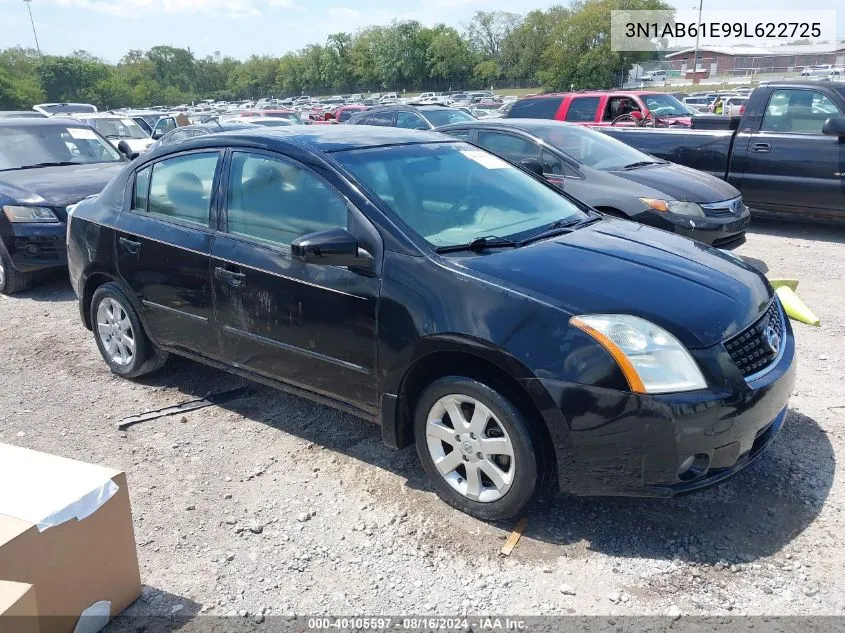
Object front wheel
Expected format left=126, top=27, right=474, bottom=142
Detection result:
left=0, top=245, right=33, bottom=295
left=414, top=376, right=540, bottom=520
left=90, top=283, right=167, bottom=378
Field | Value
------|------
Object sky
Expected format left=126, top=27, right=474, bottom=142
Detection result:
left=0, top=0, right=842, bottom=62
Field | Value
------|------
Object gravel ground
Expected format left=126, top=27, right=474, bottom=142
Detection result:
left=1, top=219, right=843, bottom=625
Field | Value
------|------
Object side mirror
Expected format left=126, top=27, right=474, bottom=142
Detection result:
left=116, top=140, right=134, bottom=159
left=291, top=228, right=372, bottom=268
left=519, top=158, right=544, bottom=177
left=822, top=116, right=845, bottom=137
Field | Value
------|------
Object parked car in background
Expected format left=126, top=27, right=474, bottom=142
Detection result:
left=67, top=125, right=795, bottom=520
left=600, top=81, right=845, bottom=223
left=125, top=111, right=178, bottom=139
left=0, top=118, right=126, bottom=294
left=316, top=105, right=367, bottom=124
left=683, top=96, right=712, bottom=112
left=32, top=103, right=98, bottom=116
left=68, top=113, right=155, bottom=158
left=437, top=119, right=749, bottom=248
left=239, top=109, right=303, bottom=124
left=346, top=104, right=475, bottom=129
left=801, top=64, right=833, bottom=77
left=722, top=96, right=749, bottom=116
left=144, top=120, right=255, bottom=153
left=507, top=91, right=695, bottom=127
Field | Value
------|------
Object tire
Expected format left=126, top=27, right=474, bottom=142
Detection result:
left=0, top=245, right=33, bottom=295
left=414, top=376, right=540, bottom=521
left=90, top=282, right=167, bottom=378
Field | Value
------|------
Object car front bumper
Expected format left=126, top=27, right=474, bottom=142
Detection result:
left=634, top=208, right=751, bottom=249
left=535, top=325, right=796, bottom=497
left=1, top=221, right=67, bottom=273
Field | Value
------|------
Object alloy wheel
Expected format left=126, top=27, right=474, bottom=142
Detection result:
left=0, top=258, right=5, bottom=289
left=425, top=394, right=515, bottom=503
left=96, top=297, right=136, bottom=367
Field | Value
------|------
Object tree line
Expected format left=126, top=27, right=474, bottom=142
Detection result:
left=0, top=0, right=669, bottom=111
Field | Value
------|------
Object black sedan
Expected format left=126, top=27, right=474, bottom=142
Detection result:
left=67, top=126, right=795, bottom=520
left=437, top=119, right=751, bottom=249
left=345, top=104, right=476, bottom=130
left=0, top=118, right=126, bottom=294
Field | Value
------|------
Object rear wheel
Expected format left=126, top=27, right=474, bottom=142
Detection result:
left=414, top=376, right=540, bottom=520
left=90, top=283, right=167, bottom=378
left=0, top=245, right=33, bottom=295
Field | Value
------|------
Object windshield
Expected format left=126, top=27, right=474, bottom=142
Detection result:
left=422, top=109, right=476, bottom=127
left=0, top=124, right=123, bottom=170
left=536, top=123, right=659, bottom=171
left=641, top=94, right=694, bottom=117
left=83, top=118, right=149, bottom=140
left=335, top=142, right=584, bottom=248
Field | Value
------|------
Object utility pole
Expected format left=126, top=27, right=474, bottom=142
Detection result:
left=22, top=0, right=41, bottom=55
left=690, top=0, right=703, bottom=83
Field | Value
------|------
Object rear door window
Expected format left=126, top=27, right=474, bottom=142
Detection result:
left=507, top=96, right=564, bottom=119
left=476, top=132, right=541, bottom=164
left=141, top=152, right=219, bottom=227
left=761, top=89, right=841, bottom=134
left=564, top=97, right=601, bottom=122
left=368, top=111, right=395, bottom=126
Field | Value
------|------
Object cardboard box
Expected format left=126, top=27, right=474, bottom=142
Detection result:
left=0, top=580, right=41, bottom=633
left=0, top=443, right=141, bottom=633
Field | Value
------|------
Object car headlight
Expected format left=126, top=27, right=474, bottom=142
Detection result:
left=640, top=198, right=705, bottom=217
left=2, top=205, right=60, bottom=223
left=570, top=314, right=707, bottom=394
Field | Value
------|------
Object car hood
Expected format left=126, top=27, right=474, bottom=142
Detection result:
left=607, top=162, right=739, bottom=203
left=457, top=218, right=771, bottom=349
left=0, top=162, right=125, bottom=213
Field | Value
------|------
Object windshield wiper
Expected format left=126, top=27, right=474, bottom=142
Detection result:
left=0, top=161, right=79, bottom=171
left=621, top=160, right=661, bottom=170
left=435, top=235, right=520, bottom=254
left=518, top=214, right=603, bottom=246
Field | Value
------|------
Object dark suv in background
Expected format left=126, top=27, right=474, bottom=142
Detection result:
left=345, top=104, right=475, bottom=129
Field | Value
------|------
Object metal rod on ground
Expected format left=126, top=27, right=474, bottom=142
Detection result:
left=116, top=386, right=252, bottom=431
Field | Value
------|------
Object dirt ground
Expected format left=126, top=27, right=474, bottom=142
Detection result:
left=1, top=219, right=843, bottom=624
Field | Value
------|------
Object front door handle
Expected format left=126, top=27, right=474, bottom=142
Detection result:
left=752, top=143, right=771, bottom=153
left=119, top=237, right=141, bottom=254
left=214, top=266, right=246, bottom=288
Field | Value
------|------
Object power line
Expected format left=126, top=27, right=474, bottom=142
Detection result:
left=22, top=0, right=41, bottom=55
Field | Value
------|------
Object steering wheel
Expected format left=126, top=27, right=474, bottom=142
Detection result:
left=448, top=195, right=482, bottom=220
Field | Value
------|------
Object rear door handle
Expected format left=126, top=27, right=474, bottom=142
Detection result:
left=118, top=237, right=141, bottom=254
left=752, top=143, right=771, bottom=153
left=214, top=266, right=246, bottom=288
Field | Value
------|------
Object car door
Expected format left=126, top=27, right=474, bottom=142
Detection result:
left=563, top=96, right=602, bottom=125
left=735, top=88, right=844, bottom=217
left=211, top=149, right=381, bottom=413
left=115, top=150, right=223, bottom=358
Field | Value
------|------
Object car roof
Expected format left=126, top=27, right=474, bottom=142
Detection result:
left=0, top=117, right=89, bottom=128
left=436, top=118, right=573, bottom=133
left=518, top=90, right=666, bottom=100
left=178, top=125, right=449, bottom=153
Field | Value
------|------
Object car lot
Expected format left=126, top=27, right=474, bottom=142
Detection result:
left=1, top=219, right=843, bottom=620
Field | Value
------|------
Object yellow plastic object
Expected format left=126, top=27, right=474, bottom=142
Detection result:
left=775, top=286, right=820, bottom=327
left=769, top=279, right=799, bottom=291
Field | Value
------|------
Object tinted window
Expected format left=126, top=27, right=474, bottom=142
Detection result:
left=226, top=152, right=347, bottom=247
left=564, top=97, right=600, bottom=122
left=335, top=142, right=584, bottom=248
left=145, top=152, right=219, bottom=226
left=161, top=129, right=192, bottom=145
left=443, top=129, right=471, bottom=140
left=534, top=122, right=658, bottom=171
left=396, top=112, right=429, bottom=130
left=422, top=109, right=475, bottom=127
left=368, top=111, right=394, bottom=126
left=761, top=89, right=842, bottom=134
left=542, top=149, right=565, bottom=175
left=133, top=167, right=151, bottom=211
left=338, top=109, right=361, bottom=122
left=476, top=131, right=540, bottom=163
left=507, top=96, right=564, bottom=119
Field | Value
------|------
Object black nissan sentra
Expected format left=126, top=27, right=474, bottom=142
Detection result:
left=66, top=126, right=796, bottom=520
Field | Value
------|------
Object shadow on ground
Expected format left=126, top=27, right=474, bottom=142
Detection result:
left=106, top=586, right=201, bottom=633
left=125, top=355, right=834, bottom=568
left=747, top=217, right=845, bottom=245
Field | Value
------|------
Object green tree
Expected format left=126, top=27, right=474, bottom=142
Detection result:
left=427, top=26, right=472, bottom=88
left=37, top=53, right=110, bottom=103
left=473, top=60, right=500, bottom=87
left=466, top=11, right=521, bottom=59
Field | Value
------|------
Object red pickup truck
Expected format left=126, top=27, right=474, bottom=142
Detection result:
left=506, top=91, right=694, bottom=127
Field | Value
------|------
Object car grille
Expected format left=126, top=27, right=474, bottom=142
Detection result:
left=723, top=299, right=785, bottom=379
left=701, top=197, right=746, bottom=218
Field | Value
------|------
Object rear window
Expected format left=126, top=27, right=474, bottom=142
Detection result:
left=564, top=97, right=600, bottom=122
left=507, top=96, right=564, bottom=119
